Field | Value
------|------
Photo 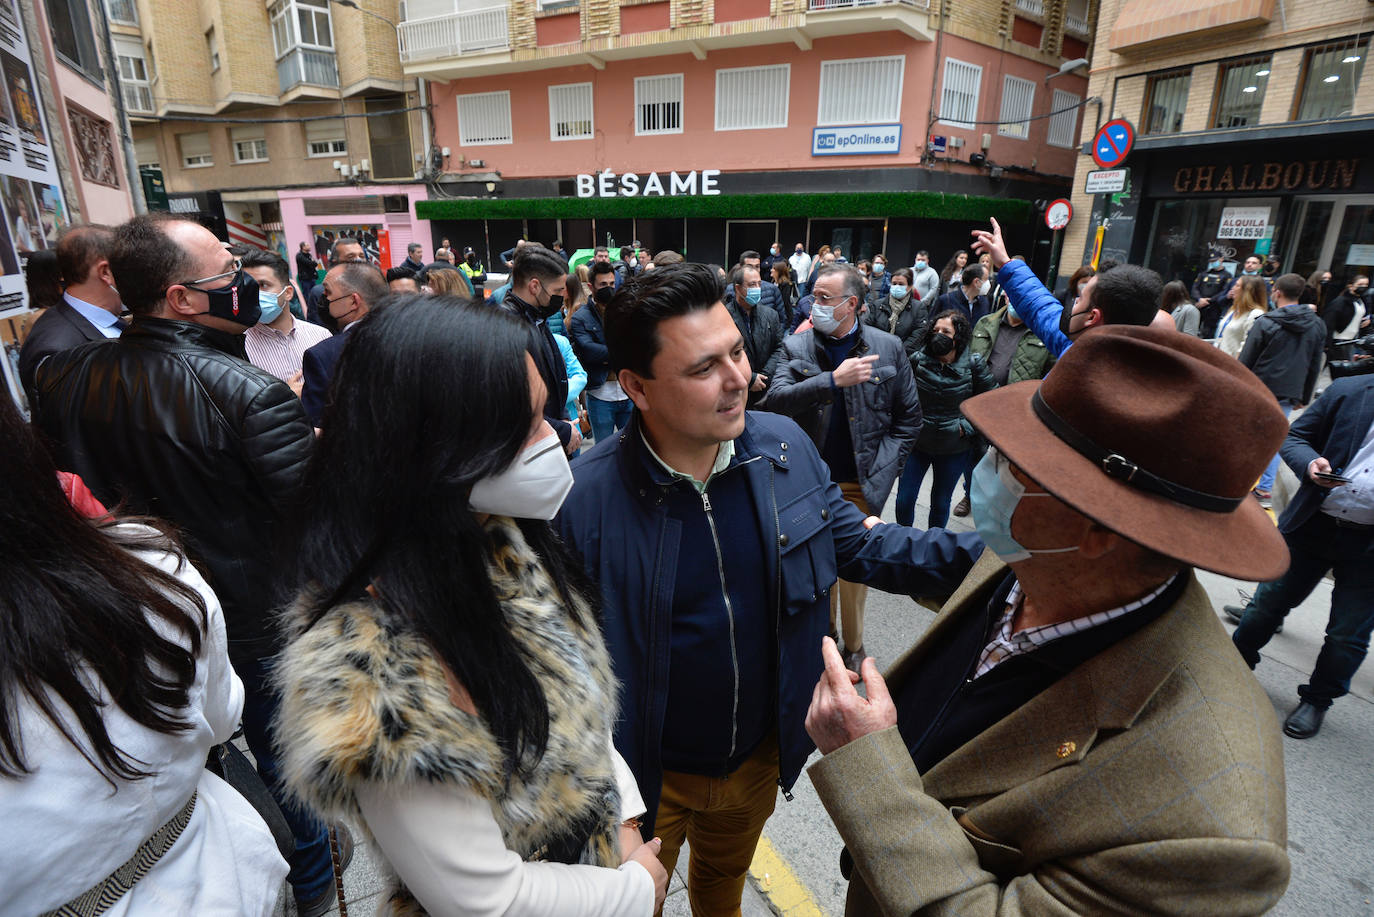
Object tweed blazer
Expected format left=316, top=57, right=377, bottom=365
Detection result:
left=809, top=552, right=1290, bottom=916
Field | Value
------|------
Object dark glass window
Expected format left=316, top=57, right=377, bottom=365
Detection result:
left=1142, top=69, right=1191, bottom=135
left=366, top=96, right=411, bottom=180
left=1297, top=39, right=1368, bottom=120
left=1213, top=56, right=1271, bottom=129
left=45, top=0, right=102, bottom=78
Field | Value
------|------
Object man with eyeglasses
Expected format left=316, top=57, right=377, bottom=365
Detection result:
left=31, top=215, right=345, bottom=917
left=307, top=236, right=369, bottom=331
left=768, top=262, right=922, bottom=673
left=301, top=260, right=386, bottom=428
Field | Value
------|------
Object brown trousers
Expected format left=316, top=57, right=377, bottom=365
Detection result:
left=830, top=480, right=870, bottom=652
left=654, top=734, right=779, bottom=917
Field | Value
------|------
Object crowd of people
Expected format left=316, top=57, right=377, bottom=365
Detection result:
left=5, top=209, right=1372, bottom=917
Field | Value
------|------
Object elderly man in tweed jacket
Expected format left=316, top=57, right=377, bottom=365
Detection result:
left=805, top=326, right=1292, bottom=916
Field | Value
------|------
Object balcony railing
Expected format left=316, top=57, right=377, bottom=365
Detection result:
left=809, top=0, right=930, bottom=9
left=399, top=5, right=509, bottom=64
left=1065, top=11, right=1089, bottom=33
left=277, top=47, right=339, bottom=93
left=1014, top=0, right=1043, bottom=14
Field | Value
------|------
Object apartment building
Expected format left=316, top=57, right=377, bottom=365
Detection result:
left=113, top=0, right=430, bottom=261
left=401, top=0, right=1095, bottom=270
left=1063, top=0, right=1374, bottom=291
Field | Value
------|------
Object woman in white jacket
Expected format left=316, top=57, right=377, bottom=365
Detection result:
left=274, top=295, right=668, bottom=917
left=1216, top=274, right=1270, bottom=358
left=0, top=396, right=286, bottom=916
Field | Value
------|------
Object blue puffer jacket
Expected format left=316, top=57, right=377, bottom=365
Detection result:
left=998, top=259, right=1073, bottom=357
left=556, top=410, right=984, bottom=836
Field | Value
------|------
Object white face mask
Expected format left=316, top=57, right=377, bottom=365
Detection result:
left=980, top=280, right=991, bottom=296
left=468, top=431, right=573, bottom=521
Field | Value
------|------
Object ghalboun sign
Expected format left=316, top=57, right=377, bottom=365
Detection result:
left=1171, top=159, right=1359, bottom=194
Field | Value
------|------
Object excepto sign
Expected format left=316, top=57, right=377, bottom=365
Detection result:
left=1045, top=199, right=1073, bottom=231
left=812, top=124, right=903, bottom=156
left=1085, top=168, right=1128, bottom=194
left=1092, top=118, right=1135, bottom=170
left=1217, top=206, right=1270, bottom=240
left=575, top=169, right=721, bottom=198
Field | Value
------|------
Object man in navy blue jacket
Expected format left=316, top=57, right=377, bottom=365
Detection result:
left=1228, top=374, right=1374, bottom=739
left=557, top=263, right=982, bottom=916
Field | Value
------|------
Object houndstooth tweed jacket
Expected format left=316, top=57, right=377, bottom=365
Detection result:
left=809, top=551, right=1290, bottom=916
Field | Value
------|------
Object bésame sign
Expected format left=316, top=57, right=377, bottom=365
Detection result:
left=575, top=169, right=722, bottom=198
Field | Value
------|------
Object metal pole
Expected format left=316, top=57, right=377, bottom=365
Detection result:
left=95, top=0, right=147, bottom=213
left=1046, top=228, right=1064, bottom=293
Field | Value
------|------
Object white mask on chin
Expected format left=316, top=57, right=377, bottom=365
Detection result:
left=468, top=432, right=574, bottom=521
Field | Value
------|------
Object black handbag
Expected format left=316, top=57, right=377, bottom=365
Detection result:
left=205, top=741, right=295, bottom=860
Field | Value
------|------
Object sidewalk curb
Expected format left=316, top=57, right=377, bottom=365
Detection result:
left=748, top=834, right=826, bottom=916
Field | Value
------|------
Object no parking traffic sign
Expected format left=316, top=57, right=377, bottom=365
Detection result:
left=1092, top=118, right=1135, bottom=170
left=1045, top=199, right=1072, bottom=231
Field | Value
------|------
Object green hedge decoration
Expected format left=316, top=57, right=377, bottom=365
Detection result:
left=416, top=190, right=1031, bottom=223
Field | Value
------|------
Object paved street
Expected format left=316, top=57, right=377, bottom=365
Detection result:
left=274, top=445, right=1374, bottom=917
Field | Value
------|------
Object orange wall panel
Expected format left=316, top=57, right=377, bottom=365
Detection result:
left=620, top=2, right=670, bottom=34
left=536, top=11, right=581, bottom=46
left=716, top=0, right=771, bottom=23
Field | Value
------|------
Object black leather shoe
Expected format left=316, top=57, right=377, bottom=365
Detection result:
left=295, top=825, right=354, bottom=917
left=844, top=647, right=866, bottom=674
left=952, top=495, right=971, bottom=517
left=1222, top=604, right=1281, bottom=634
left=1283, top=702, right=1326, bottom=739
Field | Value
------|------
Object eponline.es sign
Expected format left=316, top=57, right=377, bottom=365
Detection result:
left=812, top=124, right=902, bottom=157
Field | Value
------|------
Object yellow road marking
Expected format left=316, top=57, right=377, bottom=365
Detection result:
left=749, top=834, right=826, bottom=916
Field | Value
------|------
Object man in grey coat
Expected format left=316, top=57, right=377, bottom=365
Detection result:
left=725, top=263, right=785, bottom=408
left=767, top=262, right=922, bottom=670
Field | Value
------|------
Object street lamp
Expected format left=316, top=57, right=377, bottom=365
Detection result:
left=1045, top=58, right=1089, bottom=83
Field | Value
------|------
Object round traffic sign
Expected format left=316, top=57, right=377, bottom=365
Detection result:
left=1092, top=118, right=1135, bottom=169
left=1045, top=199, right=1073, bottom=231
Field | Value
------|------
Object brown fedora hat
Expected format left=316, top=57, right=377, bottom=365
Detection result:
left=961, top=325, right=1290, bottom=581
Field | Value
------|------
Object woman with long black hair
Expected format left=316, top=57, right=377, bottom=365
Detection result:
left=273, top=295, right=667, bottom=917
left=0, top=394, right=287, bottom=914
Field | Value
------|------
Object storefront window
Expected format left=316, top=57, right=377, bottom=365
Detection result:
left=1328, top=204, right=1374, bottom=286
left=1297, top=40, right=1368, bottom=121
left=1144, top=198, right=1279, bottom=285
left=1212, top=56, right=1270, bottom=129
left=1286, top=200, right=1334, bottom=281
left=1142, top=69, right=1190, bottom=135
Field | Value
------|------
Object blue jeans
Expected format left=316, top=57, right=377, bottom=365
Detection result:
left=895, top=449, right=972, bottom=529
left=1257, top=401, right=1296, bottom=492
left=1232, top=513, right=1374, bottom=709
left=587, top=396, right=633, bottom=444
left=236, top=654, right=334, bottom=902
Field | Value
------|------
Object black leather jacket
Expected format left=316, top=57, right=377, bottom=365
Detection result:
left=33, top=317, right=315, bottom=663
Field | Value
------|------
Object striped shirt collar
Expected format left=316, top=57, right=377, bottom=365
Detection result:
left=975, top=574, right=1179, bottom=679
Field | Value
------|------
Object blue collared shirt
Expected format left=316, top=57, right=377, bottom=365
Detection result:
left=64, top=292, right=123, bottom=338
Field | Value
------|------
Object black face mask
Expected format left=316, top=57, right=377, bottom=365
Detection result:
left=188, top=270, right=260, bottom=327
left=466, top=255, right=478, bottom=266
left=536, top=290, right=564, bottom=320
left=926, top=332, right=954, bottom=357
left=593, top=286, right=616, bottom=306
left=1059, top=304, right=1089, bottom=337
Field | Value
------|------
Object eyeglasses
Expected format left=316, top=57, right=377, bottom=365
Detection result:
left=175, top=257, right=242, bottom=290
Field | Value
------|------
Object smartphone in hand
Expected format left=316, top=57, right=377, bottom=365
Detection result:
left=1315, top=471, right=1353, bottom=484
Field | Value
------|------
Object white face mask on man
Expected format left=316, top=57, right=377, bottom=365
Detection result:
left=468, top=431, right=574, bottom=521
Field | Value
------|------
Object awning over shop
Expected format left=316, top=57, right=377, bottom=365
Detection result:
left=416, top=191, right=1031, bottom=224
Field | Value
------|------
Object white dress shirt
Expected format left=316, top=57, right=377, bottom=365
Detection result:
left=63, top=291, right=124, bottom=338
left=1321, top=421, right=1374, bottom=525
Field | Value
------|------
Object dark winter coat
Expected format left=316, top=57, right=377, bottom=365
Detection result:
left=910, top=347, right=997, bottom=455
left=1238, top=304, right=1327, bottom=405
left=766, top=323, right=922, bottom=511
left=725, top=299, right=786, bottom=407
left=864, top=292, right=927, bottom=356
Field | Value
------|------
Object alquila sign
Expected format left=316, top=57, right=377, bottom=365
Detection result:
left=575, top=169, right=723, bottom=198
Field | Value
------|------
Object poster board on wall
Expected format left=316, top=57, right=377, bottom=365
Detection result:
left=0, top=0, right=70, bottom=318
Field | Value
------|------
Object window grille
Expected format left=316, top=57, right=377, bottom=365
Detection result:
left=998, top=75, right=1035, bottom=138
left=818, top=56, right=904, bottom=125
left=457, top=90, right=514, bottom=145
left=939, top=58, right=982, bottom=128
left=636, top=74, right=684, bottom=135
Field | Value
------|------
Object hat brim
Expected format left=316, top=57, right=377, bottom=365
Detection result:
left=963, top=381, right=1290, bottom=582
